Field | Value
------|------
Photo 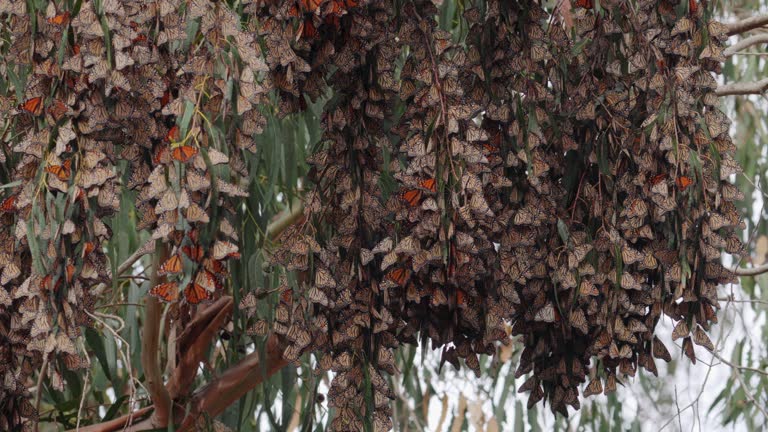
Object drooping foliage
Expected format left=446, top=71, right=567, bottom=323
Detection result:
left=0, top=0, right=744, bottom=431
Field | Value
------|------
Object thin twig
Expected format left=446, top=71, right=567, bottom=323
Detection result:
left=674, top=386, right=684, bottom=432
left=730, top=361, right=768, bottom=420
left=34, top=355, right=49, bottom=432
left=76, top=370, right=91, bottom=431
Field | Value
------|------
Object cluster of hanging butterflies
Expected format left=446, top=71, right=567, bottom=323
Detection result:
left=0, top=0, right=745, bottom=430
left=271, top=0, right=743, bottom=427
left=0, top=0, right=280, bottom=428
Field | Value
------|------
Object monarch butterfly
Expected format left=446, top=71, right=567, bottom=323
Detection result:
left=203, top=257, right=226, bottom=274
left=82, top=241, right=96, bottom=258
left=47, top=12, right=70, bottom=25
left=158, top=254, right=183, bottom=276
left=689, top=0, right=698, bottom=15
left=160, top=90, right=172, bottom=108
left=182, top=244, right=205, bottom=262
left=19, top=97, right=44, bottom=115
left=300, top=0, right=322, bottom=12
left=455, top=289, right=468, bottom=308
left=65, top=263, right=76, bottom=283
left=46, top=159, right=72, bottom=181
left=280, top=288, right=294, bottom=305
left=676, top=176, right=694, bottom=190
left=299, top=18, right=318, bottom=40
left=400, top=188, right=422, bottom=207
left=195, top=269, right=218, bottom=291
left=385, top=268, right=410, bottom=286
left=171, top=145, right=198, bottom=163
left=212, top=240, right=240, bottom=260
left=692, top=326, right=714, bottom=351
left=0, top=195, right=18, bottom=213
left=184, top=282, right=211, bottom=304
left=419, top=178, right=437, bottom=193
left=166, top=125, right=180, bottom=143
left=149, top=282, right=179, bottom=302
left=153, top=145, right=170, bottom=165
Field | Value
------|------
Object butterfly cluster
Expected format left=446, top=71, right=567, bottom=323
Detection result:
left=270, top=0, right=744, bottom=428
left=0, top=0, right=285, bottom=428
left=0, top=0, right=744, bottom=430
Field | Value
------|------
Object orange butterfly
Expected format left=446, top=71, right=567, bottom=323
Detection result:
left=166, top=125, right=180, bottom=142
left=0, top=195, right=18, bottom=213
left=82, top=241, right=96, bottom=258
left=40, top=274, right=53, bottom=291
left=299, top=18, right=318, bottom=40
left=46, top=159, right=72, bottom=181
left=419, top=178, right=437, bottom=193
left=386, top=268, right=411, bottom=286
left=280, top=288, right=294, bottom=305
left=182, top=244, right=205, bottom=262
left=456, top=289, right=468, bottom=308
left=150, top=282, right=179, bottom=302
left=195, top=269, right=219, bottom=291
left=47, top=12, right=70, bottom=25
left=153, top=145, right=169, bottom=165
left=184, top=282, right=211, bottom=304
left=300, top=0, right=322, bottom=12
left=203, top=257, right=226, bottom=275
left=65, top=263, right=76, bottom=284
left=400, top=188, right=422, bottom=207
left=171, top=145, right=198, bottom=163
left=48, top=99, right=69, bottom=121
left=160, top=90, right=171, bottom=108
left=19, top=97, right=44, bottom=115
left=158, top=254, right=183, bottom=276
left=689, top=0, right=698, bottom=15
left=676, top=176, right=694, bottom=191
left=649, top=173, right=666, bottom=186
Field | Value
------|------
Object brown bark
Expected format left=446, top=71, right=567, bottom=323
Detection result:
left=166, top=296, right=234, bottom=399
left=141, top=242, right=172, bottom=427
left=176, top=334, right=288, bottom=431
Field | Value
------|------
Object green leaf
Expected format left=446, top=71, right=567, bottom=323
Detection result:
left=85, top=327, right=113, bottom=381
left=101, top=395, right=128, bottom=421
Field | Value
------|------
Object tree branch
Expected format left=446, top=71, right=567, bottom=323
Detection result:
left=724, top=33, right=768, bottom=56
left=733, top=262, right=768, bottom=276
left=177, top=334, right=288, bottom=431
left=727, top=15, right=768, bottom=36
left=166, top=296, right=234, bottom=399
left=716, top=78, right=768, bottom=96
left=266, top=199, right=305, bottom=241
left=141, top=241, right=171, bottom=427
left=72, top=406, right=153, bottom=432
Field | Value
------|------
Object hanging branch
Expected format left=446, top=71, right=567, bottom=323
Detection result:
left=140, top=242, right=172, bottom=427
left=716, top=78, right=768, bottom=96
left=727, top=15, right=768, bottom=36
